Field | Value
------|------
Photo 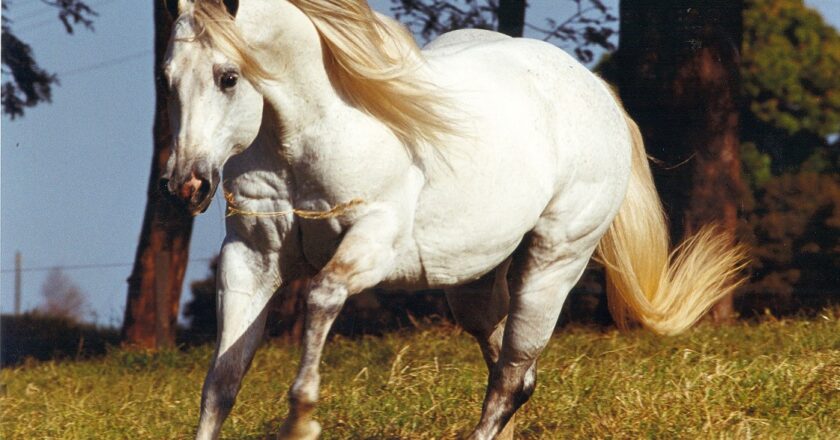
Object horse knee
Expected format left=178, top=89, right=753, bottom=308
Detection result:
left=289, top=371, right=320, bottom=406
left=515, top=362, right=537, bottom=408
left=306, top=275, right=348, bottom=314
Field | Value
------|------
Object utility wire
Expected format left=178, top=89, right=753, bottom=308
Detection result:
left=12, top=0, right=121, bottom=25
left=60, top=49, right=152, bottom=77
left=11, top=5, right=64, bottom=23
left=0, top=257, right=215, bottom=274
left=17, top=16, right=61, bottom=33
left=15, top=0, right=122, bottom=33
left=7, top=1, right=54, bottom=16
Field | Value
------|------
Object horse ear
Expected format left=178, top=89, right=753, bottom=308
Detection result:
left=222, top=0, right=239, bottom=17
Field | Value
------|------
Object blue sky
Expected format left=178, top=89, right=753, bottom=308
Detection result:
left=2, top=0, right=838, bottom=326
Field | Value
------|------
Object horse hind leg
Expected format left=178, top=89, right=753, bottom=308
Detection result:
left=444, top=259, right=517, bottom=440
left=445, top=259, right=510, bottom=370
left=468, top=227, right=598, bottom=440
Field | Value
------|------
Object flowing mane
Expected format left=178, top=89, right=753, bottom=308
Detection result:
left=191, top=0, right=455, bottom=149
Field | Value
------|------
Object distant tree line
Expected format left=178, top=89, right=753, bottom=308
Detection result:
left=735, top=0, right=840, bottom=313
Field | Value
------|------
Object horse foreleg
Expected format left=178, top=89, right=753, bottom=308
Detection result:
left=196, top=240, right=280, bottom=440
left=469, top=232, right=594, bottom=440
left=275, top=274, right=343, bottom=440
left=279, top=214, right=398, bottom=440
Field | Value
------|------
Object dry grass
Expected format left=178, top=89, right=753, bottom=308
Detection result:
left=2, top=311, right=839, bottom=439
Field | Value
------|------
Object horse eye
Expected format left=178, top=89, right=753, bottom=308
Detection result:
left=219, top=71, right=238, bottom=90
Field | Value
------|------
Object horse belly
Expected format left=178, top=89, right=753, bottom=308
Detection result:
left=412, top=155, right=553, bottom=287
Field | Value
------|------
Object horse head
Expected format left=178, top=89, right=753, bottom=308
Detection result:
left=160, top=0, right=264, bottom=215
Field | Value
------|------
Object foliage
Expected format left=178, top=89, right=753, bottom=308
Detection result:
left=733, top=1, right=840, bottom=312
left=390, top=0, right=616, bottom=62
left=740, top=142, right=774, bottom=189
left=181, top=258, right=218, bottom=344
left=738, top=171, right=840, bottom=313
left=743, top=0, right=840, bottom=138
left=741, top=0, right=840, bottom=173
left=1, top=0, right=96, bottom=118
left=2, top=313, right=839, bottom=438
left=0, top=313, right=119, bottom=366
left=392, top=0, right=497, bottom=40
left=37, top=267, right=87, bottom=322
left=528, top=0, right=616, bottom=62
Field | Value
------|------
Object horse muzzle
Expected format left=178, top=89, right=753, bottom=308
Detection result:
left=159, top=162, right=220, bottom=216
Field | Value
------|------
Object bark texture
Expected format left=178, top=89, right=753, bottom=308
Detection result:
left=497, top=0, right=526, bottom=37
left=122, top=2, right=194, bottom=348
left=618, top=0, right=744, bottom=321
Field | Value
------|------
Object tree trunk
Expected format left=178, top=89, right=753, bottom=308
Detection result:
left=497, top=0, right=526, bottom=37
left=618, top=0, right=744, bottom=322
left=122, top=2, right=194, bottom=348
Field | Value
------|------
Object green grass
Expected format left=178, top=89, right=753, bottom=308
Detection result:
left=2, top=312, right=840, bottom=439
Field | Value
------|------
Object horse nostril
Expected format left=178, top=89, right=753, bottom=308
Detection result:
left=198, top=178, right=211, bottom=199
left=180, top=176, right=200, bottom=200
left=178, top=173, right=212, bottom=204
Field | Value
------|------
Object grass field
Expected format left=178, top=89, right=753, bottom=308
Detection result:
left=2, top=311, right=839, bottom=439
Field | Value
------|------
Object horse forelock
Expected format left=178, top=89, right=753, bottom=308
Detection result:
left=190, top=0, right=458, bottom=152
left=189, top=1, right=272, bottom=81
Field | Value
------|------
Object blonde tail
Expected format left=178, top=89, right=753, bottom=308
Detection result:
left=595, top=108, right=748, bottom=336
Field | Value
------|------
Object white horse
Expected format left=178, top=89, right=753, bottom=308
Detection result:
left=160, top=0, right=745, bottom=438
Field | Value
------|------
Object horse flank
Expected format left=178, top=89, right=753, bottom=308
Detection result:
left=191, top=0, right=456, bottom=149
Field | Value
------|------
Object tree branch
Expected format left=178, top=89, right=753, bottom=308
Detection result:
left=1, top=0, right=96, bottom=118
left=389, top=0, right=616, bottom=62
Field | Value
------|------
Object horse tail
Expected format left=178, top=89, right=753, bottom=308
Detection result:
left=594, top=100, right=748, bottom=336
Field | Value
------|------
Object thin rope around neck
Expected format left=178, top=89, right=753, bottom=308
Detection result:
left=224, top=191, right=364, bottom=219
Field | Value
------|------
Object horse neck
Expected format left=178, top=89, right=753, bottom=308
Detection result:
left=247, top=4, right=398, bottom=156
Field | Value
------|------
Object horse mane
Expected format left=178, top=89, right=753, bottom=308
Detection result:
left=191, top=0, right=455, bottom=150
